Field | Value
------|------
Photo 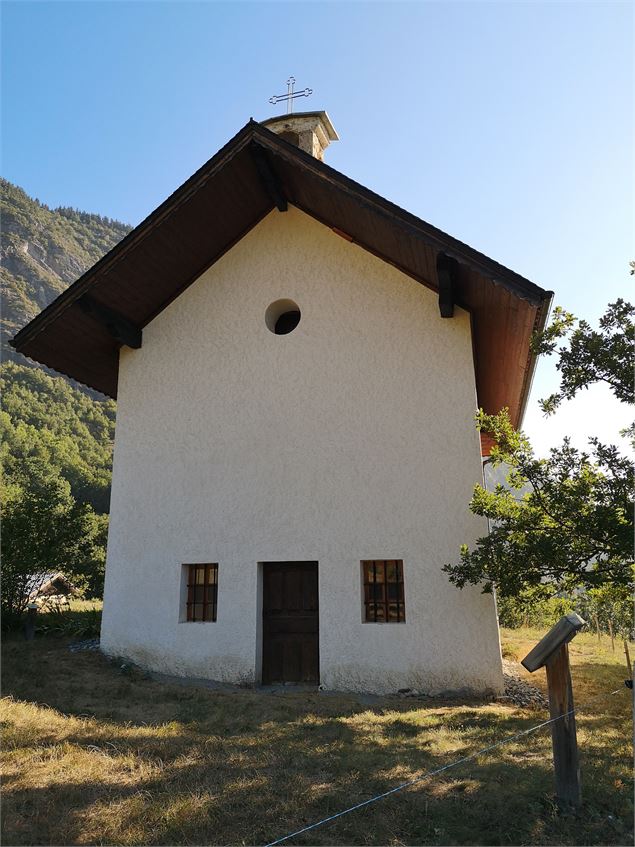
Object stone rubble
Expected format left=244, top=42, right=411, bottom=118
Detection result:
left=500, top=658, right=548, bottom=709
left=397, top=687, right=421, bottom=698
left=69, top=638, right=100, bottom=653
left=394, top=661, right=548, bottom=709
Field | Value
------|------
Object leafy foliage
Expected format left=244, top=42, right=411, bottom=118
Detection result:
left=443, top=409, right=634, bottom=597
left=0, top=178, right=127, bottom=624
left=532, top=299, right=634, bottom=415
left=496, top=590, right=576, bottom=630
left=445, top=292, right=634, bottom=607
left=1, top=363, right=115, bottom=513
left=0, top=364, right=114, bottom=619
left=37, top=603, right=103, bottom=639
left=1, top=458, right=107, bottom=626
left=496, top=585, right=633, bottom=638
left=577, top=583, right=635, bottom=640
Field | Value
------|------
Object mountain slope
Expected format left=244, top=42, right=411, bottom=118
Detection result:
left=1, top=177, right=131, bottom=369
left=1, top=178, right=131, bottom=513
left=1, top=180, right=135, bottom=603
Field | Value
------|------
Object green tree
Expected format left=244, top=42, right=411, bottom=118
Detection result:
left=577, top=583, right=634, bottom=642
left=496, top=588, right=576, bottom=630
left=532, top=298, right=634, bottom=415
left=0, top=363, right=115, bottom=513
left=444, top=298, right=634, bottom=602
left=1, top=458, right=106, bottom=626
left=1, top=363, right=113, bottom=625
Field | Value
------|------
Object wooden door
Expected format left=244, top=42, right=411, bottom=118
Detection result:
left=262, top=562, right=319, bottom=684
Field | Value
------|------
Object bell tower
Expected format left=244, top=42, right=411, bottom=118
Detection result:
left=261, top=111, right=339, bottom=161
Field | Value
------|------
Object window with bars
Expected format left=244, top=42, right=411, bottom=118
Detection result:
left=362, top=560, right=405, bottom=623
left=185, top=564, right=218, bottom=622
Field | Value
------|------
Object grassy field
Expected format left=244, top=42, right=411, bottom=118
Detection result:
left=1, top=616, right=632, bottom=846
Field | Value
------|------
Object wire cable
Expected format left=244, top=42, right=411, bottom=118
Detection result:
left=264, top=686, right=628, bottom=847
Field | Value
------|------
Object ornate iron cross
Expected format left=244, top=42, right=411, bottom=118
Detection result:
left=269, top=77, right=313, bottom=114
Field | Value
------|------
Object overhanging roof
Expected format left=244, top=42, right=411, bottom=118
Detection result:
left=11, top=119, right=552, bottom=447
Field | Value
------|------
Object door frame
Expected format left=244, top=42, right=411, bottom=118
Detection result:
left=258, top=560, right=320, bottom=685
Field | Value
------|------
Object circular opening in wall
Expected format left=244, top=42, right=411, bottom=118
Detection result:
left=265, top=299, right=301, bottom=335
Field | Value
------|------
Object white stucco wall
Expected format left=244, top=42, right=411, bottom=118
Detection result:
left=101, top=206, right=503, bottom=695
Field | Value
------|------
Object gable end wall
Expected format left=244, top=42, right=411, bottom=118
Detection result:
left=101, top=207, right=503, bottom=695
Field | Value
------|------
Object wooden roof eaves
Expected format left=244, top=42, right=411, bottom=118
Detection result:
left=141, top=203, right=274, bottom=328
left=516, top=291, right=554, bottom=428
left=249, top=125, right=553, bottom=308
left=11, top=119, right=553, bottom=354
left=249, top=126, right=554, bottom=432
left=289, top=197, right=440, bottom=298
left=13, top=344, right=114, bottom=398
left=10, top=120, right=261, bottom=351
left=10, top=118, right=554, bottom=415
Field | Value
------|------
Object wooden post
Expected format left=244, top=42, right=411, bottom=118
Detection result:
left=545, top=643, right=581, bottom=808
left=24, top=603, right=38, bottom=641
left=607, top=618, right=615, bottom=652
left=624, top=640, right=632, bottom=678
left=593, top=614, right=601, bottom=643
left=522, top=613, right=585, bottom=810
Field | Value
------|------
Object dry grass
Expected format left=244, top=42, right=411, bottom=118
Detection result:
left=1, top=623, right=632, bottom=846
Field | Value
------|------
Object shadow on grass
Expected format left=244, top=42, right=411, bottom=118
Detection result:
left=2, top=640, right=633, bottom=846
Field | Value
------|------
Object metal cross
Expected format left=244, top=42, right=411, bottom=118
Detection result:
left=269, top=77, right=313, bottom=114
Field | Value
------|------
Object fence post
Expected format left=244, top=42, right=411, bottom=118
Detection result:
left=24, top=603, right=38, bottom=641
left=522, top=613, right=585, bottom=809
left=624, top=640, right=632, bottom=679
left=544, top=643, right=581, bottom=807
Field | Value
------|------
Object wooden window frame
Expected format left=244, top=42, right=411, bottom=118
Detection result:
left=185, top=563, right=218, bottom=622
left=362, top=560, right=405, bottom=623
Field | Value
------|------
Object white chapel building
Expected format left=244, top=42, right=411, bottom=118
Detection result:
left=12, top=112, right=552, bottom=695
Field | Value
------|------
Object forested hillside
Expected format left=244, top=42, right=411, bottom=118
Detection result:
left=1, top=179, right=130, bottom=616
left=1, top=177, right=131, bottom=365
left=1, top=364, right=116, bottom=514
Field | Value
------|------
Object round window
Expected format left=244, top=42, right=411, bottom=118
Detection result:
left=265, top=299, right=301, bottom=335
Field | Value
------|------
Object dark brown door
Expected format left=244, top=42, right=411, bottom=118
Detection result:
left=262, top=562, right=319, bottom=684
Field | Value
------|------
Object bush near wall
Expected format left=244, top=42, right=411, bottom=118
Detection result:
left=497, top=586, right=633, bottom=639
left=497, top=593, right=575, bottom=630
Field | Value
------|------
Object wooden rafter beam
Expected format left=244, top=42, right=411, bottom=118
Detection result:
left=78, top=295, right=142, bottom=349
left=250, top=143, right=288, bottom=212
left=436, top=252, right=458, bottom=318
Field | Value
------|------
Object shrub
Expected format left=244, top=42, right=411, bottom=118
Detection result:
left=37, top=606, right=102, bottom=639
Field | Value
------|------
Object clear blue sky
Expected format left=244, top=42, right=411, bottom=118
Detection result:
left=2, top=1, right=632, bottom=453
